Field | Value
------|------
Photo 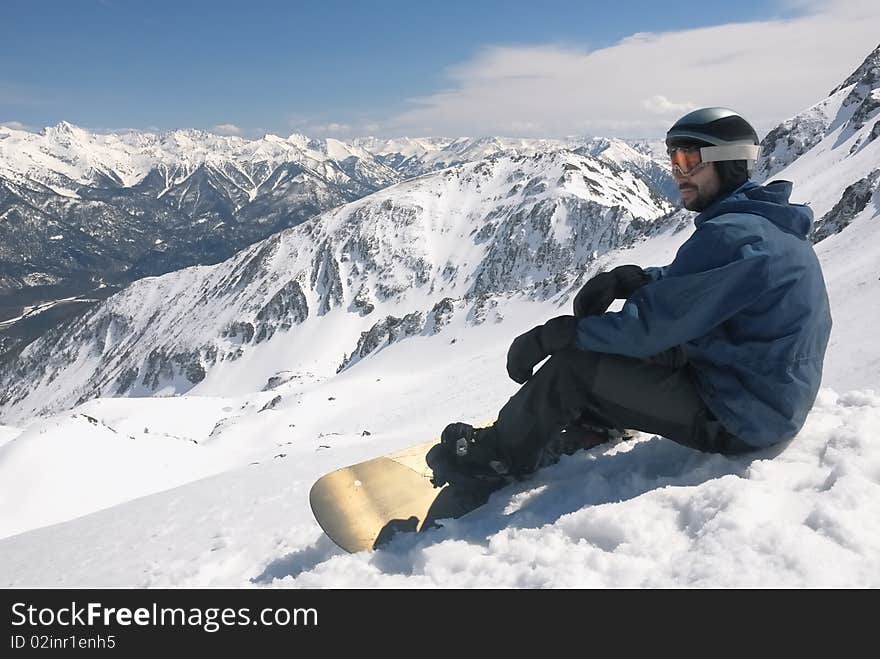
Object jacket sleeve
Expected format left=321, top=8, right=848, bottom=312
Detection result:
left=575, top=221, right=771, bottom=358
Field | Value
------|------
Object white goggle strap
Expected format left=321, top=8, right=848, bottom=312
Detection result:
left=699, top=144, right=762, bottom=164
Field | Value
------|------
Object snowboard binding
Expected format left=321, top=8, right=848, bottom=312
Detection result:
left=426, top=422, right=511, bottom=489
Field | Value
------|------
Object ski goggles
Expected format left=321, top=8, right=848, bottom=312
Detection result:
left=667, top=143, right=762, bottom=177
left=667, top=145, right=705, bottom=177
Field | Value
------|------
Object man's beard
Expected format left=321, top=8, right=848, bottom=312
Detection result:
left=680, top=184, right=713, bottom=212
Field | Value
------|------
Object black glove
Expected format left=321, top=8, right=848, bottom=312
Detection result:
left=506, top=315, right=577, bottom=384
left=573, top=265, right=650, bottom=317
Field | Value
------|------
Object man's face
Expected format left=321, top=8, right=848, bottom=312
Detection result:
left=673, top=161, right=723, bottom=212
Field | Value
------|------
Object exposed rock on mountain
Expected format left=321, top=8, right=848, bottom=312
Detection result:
left=0, top=150, right=671, bottom=422
left=757, top=44, right=880, bottom=182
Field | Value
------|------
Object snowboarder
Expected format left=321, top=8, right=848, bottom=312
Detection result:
left=430, top=107, right=833, bottom=486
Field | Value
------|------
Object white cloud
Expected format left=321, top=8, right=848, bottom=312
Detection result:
left=386, top=0, right=880, bottom=138
left=0, top=121, right=33, bottom=132
left=641, top=95, right=696, bottom=115
left=316, top=122, right=352, bottom=133
left=211, top=123, right=242, bottom=136
left=287, top=116, right=386, bottom=139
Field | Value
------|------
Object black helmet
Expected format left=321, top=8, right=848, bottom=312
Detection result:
left=666, top=107, right=761, bottom=191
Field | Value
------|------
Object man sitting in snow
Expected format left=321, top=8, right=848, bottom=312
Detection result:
left=429, top=107, right=833, bottom=486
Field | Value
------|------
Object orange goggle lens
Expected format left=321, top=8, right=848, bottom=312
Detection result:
left=667, top=146, right=704, bottom=176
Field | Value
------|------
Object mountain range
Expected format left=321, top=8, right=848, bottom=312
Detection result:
left=0, top=123, right=671, bottom=358
left=0, top=145, right=673, bottom=422
left=0, top=43, right=877, bottom=425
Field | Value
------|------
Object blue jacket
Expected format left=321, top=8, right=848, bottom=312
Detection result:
left=575, top=180, right=832, bottom=448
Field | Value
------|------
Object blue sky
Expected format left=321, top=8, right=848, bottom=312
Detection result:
left=1, top=0, right=878, bottom=138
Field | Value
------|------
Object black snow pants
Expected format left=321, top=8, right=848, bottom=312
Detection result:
left=493, top=348, right=755, bottom=475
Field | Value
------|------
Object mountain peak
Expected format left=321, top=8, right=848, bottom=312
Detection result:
left=285, top=133, right=310, bottom=148
left=45, top=120, right=86, bottom=137
left=830, top=42, right=880, bottom=95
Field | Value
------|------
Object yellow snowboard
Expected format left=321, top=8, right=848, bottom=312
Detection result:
left=309, top=439, right=499, bottom=553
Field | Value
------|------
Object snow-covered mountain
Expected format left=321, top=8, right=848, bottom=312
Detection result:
left=756, top=43, right=880, bottom=242
left=354, top=134, right=671, bottom=193
left=0, top=122, right=396, bottom=195
left=754, top=43, right=880, bottom=397
left=0, top=123, right=402, bottom=357
left=748, top=42, right=880, bottom=390
left=0, top=149, right=672, bottom=423
left=0, top=125, right=672, bottom=361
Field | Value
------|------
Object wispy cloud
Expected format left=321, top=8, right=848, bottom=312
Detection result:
left=211, top=123, right=242, bottom=136
left=0, top=121, right=33, bottom=132
left=309, top=122, right=352, bottom=134
left=386, top=0, right=880, bottom=138
left=287, top=115, right=385, bottom=139
left=641, top=95, right=696, bottom=116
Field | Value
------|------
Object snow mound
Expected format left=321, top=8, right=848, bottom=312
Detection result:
left=0, top=388, right=877, bottom=588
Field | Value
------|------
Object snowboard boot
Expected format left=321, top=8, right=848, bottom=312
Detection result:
left=536, top=420, right=631, bottom=469
left=426, top=422, right=511, bottom=488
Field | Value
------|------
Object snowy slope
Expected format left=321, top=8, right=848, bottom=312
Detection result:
left=755, top=88, right=854, bottom=182
left=0, top=198, right=877, bottom=585
left=0, top=226, right=687, bottom=539
left=0, top=424, right=21, bottom=450
left=755, top=43, right=880, bottom=389
left=815, top=208, right=880, bottom=391
left=0, top=288, right=877, bottom=587
left=0, top=179, right=878, bottom=585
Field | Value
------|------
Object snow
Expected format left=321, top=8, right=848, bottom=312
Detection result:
left=0, top=149, right=670, bottom=424
left=0, top=369, right=876, bottom=587
left=0, top=200, right=877, bottom=586
left=352, top=136, right=454, bottom=158
left=0, top=425, right=21, bottom=450
left=781, top=120, right=880, bottom=219
left=813, top=200, right=880, bottom=391
left=760, top=86, right=880, bottom=392
left=0, top=121, right=395, bottom=194
left=0, top=295, right=82, bottom=328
